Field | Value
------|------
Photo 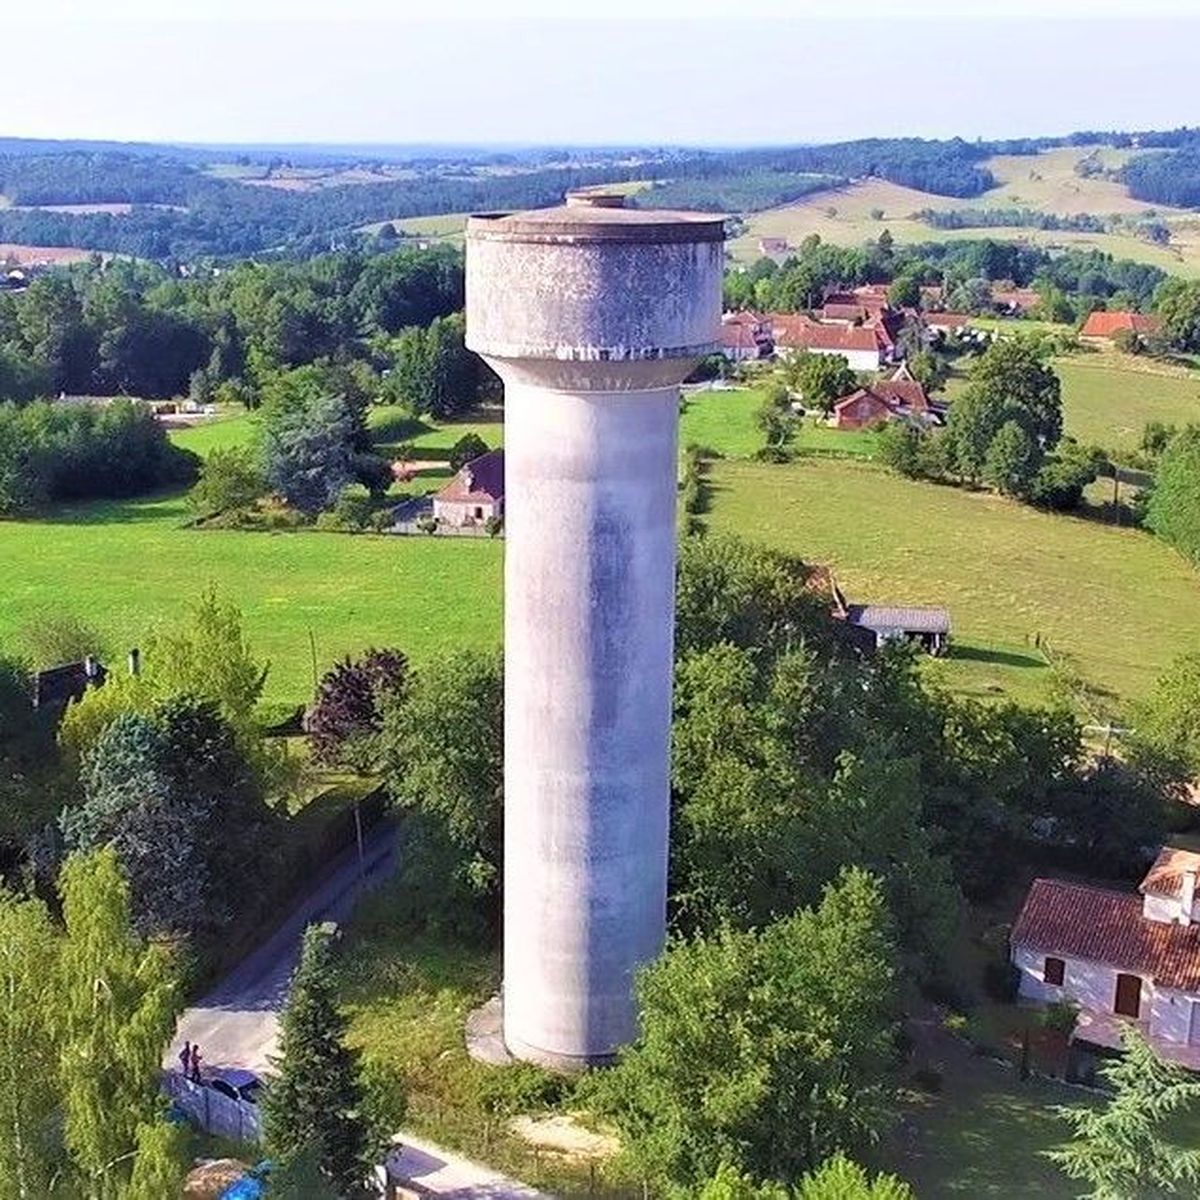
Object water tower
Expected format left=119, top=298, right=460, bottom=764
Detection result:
left=466, top=192, right=724, bottom=1069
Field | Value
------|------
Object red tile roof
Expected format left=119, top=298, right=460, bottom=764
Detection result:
left=832, top=378, right=931, bottom=420
left=720, top=321, right=759, bottom=352
left=821, top=302, right=875, bottom=323
left=924, top=312, right=972, bottom=329
left=434, top=448, right=504, bottom=504
left=790, top=323, right=881, bottom=354
left=1141, top=847, right=1200, bottom=899
left=1080, top=311, right=1162, bottom=339
left=1012, top=878, right=1200, bottom=992
left=767, top=312, right=818, bottom=347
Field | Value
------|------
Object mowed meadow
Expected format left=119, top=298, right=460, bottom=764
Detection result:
left=706, top=457, right=1200, bottom=708
left=3, top=367, right=1199, bottom=711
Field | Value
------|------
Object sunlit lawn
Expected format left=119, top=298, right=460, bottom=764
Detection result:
left=705, top=457, right=1200, bottom=709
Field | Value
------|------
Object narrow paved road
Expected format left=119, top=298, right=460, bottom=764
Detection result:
left=170, top=818, right=398, bottom=1075
left=170, top=819, right=545, bottom=1198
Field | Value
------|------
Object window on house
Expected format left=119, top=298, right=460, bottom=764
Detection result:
left=1044, top=957, right=1065, bottom=986
left=474, top=506, right=484, bottom=520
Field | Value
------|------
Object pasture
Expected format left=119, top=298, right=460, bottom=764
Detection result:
left=1056, top=355, right=1200, bottom=451
left=731, top=145, right=1200, bottom=278
left=0, top=491, right=503, bottom=706
left=704, top=457, right=1200, bottom=709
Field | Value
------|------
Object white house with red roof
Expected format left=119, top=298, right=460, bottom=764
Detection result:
left=770, top=315, right=884, bottom=371
left=1011, top=847, right=1200, bottom=1066
left=719, top=311, right=771, bottom=361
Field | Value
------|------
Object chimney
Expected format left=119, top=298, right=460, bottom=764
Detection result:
left=1181, top=869, right=1197, bottom=926
left=128, top=647, right=141, bottom=677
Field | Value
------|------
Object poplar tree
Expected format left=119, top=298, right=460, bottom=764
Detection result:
left=262, top=923, right=377, bottom=1198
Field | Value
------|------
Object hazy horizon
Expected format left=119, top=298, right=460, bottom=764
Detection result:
left=3, top=7, right=1197, bottom=148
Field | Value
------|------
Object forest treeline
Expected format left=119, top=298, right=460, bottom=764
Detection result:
left=1, top=126, right=1194, bottom=260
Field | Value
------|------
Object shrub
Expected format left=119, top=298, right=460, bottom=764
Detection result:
left=416, top=516, right=438, bottom=535
left=307, top=648, right=409, bottom=771
left=449, top=432, right=489, bottom=472
left=189, top=445, right=264, bottom=517
left=484, top=514, right=503, bottom=537
left=330, top=486, right=374, bottom=530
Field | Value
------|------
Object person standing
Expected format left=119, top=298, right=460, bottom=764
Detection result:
left=178, top=1041, right=191, bottom=1079
left=190, top=1044, right=203, bottom=1083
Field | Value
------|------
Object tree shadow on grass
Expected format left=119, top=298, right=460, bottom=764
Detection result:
left=370, top=412, right=433, bottom=445
left=31, top=488, right=191, bottom=528
left=949, top=643, right=1047, bottom=670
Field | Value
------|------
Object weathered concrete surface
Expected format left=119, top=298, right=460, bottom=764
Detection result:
left=466, top=193, right=723, bottom=1069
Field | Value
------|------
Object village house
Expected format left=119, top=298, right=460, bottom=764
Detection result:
left=1011, top=847, right=1200, bottom=1067
left=1079, top=310, right=1162, bottom=345
left=758, top=236, right=790, bottom=260
left=830, top=364, right=944, bottom=430
left=432, top=448, right=505, bottom=528
left=922, top=311, right=972, bottom=336
left=990, top=284, right=1041, bottom=315
left=771, top=315, right=885, bottom=371
left=719, top=311, right=772, bottom=361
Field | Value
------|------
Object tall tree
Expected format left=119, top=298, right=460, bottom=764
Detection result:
left=782, top=351, right=858, bottom=415
left=1049, top=1027, right=1200, bottom=1198
left=593, top=868, right=899, bottom=1189
left=1154, top=278, right=1200, bottom=352
left=57, top=848, right=181, bottom=1196
left=262, top=923, right=377, bottom=1198
left=377, top=648, right=503, bottom=910
left=0, top=892, right=62, bottom=1199
left=1146, top=426, right=1200, bottom=567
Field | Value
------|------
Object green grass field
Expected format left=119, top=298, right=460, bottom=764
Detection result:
left=0, top=492, right=502, bottom=705
left=1055, top=356, right=1200, bottom=451
left=705, top=457, right=1200, bottom=709
left=680, top=386, right=880, bottom=458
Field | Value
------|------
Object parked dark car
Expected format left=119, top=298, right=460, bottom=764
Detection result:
left=206, top=1068, right=262, bottom=1106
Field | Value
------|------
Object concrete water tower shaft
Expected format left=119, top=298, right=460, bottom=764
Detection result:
left=465, top=191, right=725, bottom=1070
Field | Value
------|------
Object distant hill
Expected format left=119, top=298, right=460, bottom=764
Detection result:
left=0, top=126, right=1192, bottom=262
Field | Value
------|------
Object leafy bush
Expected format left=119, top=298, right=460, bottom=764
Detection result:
left=307, top=648, right=408, bottom=771
left=449, top=432, right=489, bottom=472
left=188, top=445, right=265, bottom=517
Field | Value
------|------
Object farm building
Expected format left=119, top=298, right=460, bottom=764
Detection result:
left=922, top=311, right=973, bottom=335
left=1079, top=310, right=1162, bottom=344
left=771, top=317, right=885, bottom=371
left=432, top=448, right=505, bottom=528
left=842, top=604, right=950, bottom=654
left=991, top=285, right=1041, bottom=315
left=831, top=365, right=944, bottom=430
left=1011, top=848, right=1200, bottom=1067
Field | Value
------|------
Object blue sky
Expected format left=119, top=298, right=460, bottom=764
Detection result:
left=4, top=3, right=1197, bottom=146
